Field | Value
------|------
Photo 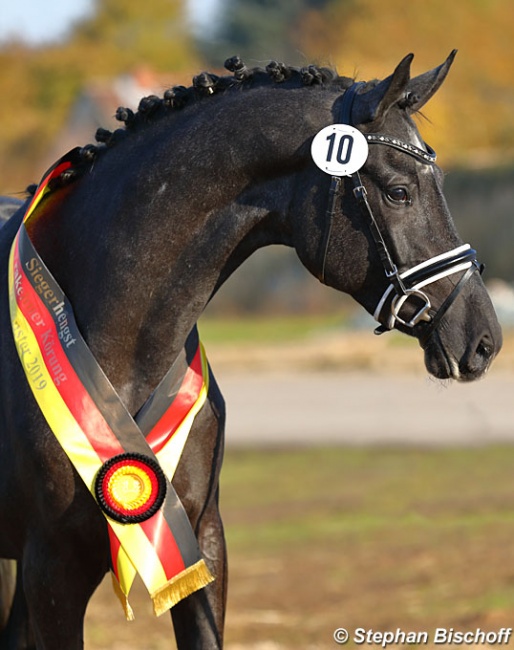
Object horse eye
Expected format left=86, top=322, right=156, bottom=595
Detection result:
left=387, top=187, right=410, bottom=204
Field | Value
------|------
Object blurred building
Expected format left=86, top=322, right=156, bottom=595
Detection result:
left=43, top=67, right=190, bottom=167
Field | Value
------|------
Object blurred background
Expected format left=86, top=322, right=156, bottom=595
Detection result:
left=2, top=1, right=514, bottom=648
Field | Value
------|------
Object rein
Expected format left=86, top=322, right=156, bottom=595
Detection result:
left=319, top=82, right=481, bottom=338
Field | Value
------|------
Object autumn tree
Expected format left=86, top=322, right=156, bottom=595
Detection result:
left=197, top=0, right=335, bottom=66
left=298, top=0, right=514, bottom=167
left=0, top=0, right=198, bottom=193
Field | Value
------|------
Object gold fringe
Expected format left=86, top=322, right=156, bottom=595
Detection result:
left=151, top=559, right=215, bottom=617
left=111, top=572, right=136, bottom=621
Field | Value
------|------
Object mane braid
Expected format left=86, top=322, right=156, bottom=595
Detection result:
left=50, top=57, right=353, bottom=185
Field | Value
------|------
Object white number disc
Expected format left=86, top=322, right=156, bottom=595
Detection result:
left=311, top=124, right=369, bottom=176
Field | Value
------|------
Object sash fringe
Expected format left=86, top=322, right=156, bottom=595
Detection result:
left=111, top=572, right=136, bottom=621
left=151, top=559, right=215, bottom=617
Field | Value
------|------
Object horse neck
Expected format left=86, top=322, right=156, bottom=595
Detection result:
left=46, top=87, right=333, bottom=410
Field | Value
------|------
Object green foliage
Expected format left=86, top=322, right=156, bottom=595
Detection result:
left=197, top=0, right=336, bottom=65
left=72, top=0, right=197, bottom=73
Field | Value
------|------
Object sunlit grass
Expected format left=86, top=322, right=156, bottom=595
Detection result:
left=198, top=312, right=350, bottom=344
left=221, top=446, right=514, bottom=551
left=220, top=445, right=514, bottom=647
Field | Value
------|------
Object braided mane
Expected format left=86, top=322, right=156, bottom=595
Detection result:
left=38, top=56, right=354, bottom=192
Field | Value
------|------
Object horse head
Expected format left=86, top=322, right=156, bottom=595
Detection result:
left=292, top=52, right=502, bottom=381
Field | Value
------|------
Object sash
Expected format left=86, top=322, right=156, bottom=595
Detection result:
left=8, top=151, right=214, bottom=619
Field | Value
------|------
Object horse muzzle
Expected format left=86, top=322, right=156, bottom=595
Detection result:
left=424, top=327, right=501, bottom=382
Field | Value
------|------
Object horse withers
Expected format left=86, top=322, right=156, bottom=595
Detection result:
left=0, top=52, right=502, bottom=649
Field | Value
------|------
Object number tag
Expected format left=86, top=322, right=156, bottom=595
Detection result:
left=311, top=124, right=368, bottom=176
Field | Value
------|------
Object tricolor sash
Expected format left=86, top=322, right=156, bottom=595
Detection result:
left=8, top=151, right=214, bottom=619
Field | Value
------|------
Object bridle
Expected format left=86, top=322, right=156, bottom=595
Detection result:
left=318, top=82, right=481, bottom=342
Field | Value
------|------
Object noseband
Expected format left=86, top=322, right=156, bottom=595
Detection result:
left=319, top=82, right=481, bottom=340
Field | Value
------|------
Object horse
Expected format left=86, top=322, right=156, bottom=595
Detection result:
left=0, top=52, right=502, bottom=649
left=0, top=197, right=22, bottom=227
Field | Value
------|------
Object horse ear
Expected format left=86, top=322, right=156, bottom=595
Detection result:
left=404, top=50, right=457, bottom=113
left=352, top=53, right=414, bottom=125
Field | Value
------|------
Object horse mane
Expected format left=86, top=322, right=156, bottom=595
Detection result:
left=26, top=56, right=426, bottom=197
left=27, top=57, right=358, bottom=195
left=89, top=57, right=351, bottom=156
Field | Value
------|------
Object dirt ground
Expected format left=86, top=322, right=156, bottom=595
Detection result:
left=85, top=502, right=514, bottom=650
left=202, top=328, right=514, bottom=376
left=80, top=333, right=514, bottom=649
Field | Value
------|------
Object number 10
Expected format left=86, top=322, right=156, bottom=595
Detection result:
left=326, top=133, right=354, bottom=165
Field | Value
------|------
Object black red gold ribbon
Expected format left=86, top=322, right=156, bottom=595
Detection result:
left=8, top=152, right=214, bottom=619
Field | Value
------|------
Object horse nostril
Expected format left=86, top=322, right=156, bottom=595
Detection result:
left=476, top=336, right=492, bottom=361
left=459, top=334, right=494, bottom=380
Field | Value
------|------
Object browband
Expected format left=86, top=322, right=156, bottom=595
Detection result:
left=366, top=134, right=437, bottom=164
left=339, top=81, right=437, bottom=164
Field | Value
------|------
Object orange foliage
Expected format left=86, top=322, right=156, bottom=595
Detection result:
left=297, top=0, right=514, bottom=166
left=0, top=0, right=199, bottom=194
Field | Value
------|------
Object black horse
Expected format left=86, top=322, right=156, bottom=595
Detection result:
left=0, top=53, right=502, bottom=649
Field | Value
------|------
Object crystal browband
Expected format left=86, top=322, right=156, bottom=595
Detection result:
left=366, top=134, right=437, bottom=164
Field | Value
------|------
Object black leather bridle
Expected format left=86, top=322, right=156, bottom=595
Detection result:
left=318, top=82, right=481, bottom=341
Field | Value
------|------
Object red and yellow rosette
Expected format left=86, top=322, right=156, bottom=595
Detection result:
left=95, top=453, right=167, bottom=524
